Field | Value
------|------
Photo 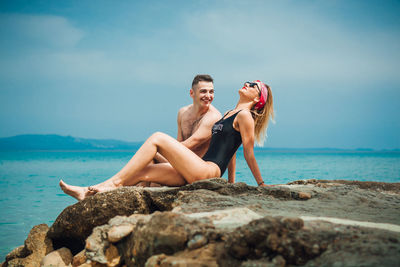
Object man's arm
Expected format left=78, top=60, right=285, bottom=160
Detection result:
left=227, top=152, right=236, bottom=183
left=176, top=107, right=184, bottom=142
left=181, top=112, right=221, bottom=151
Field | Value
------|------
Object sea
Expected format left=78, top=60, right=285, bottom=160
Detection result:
left=0, top=149, right=399, bottom=260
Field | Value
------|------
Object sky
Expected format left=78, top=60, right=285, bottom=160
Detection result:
left=0, top=0, right=399, bottom=149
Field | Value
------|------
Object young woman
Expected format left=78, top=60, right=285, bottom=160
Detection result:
left=60, top=80, right=274, bottom=201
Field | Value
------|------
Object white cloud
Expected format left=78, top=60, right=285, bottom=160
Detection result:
left=180, top=4, right=400, bottom=89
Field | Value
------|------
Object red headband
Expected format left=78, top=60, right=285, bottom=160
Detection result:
left=254, top=80, right=268, bottom=110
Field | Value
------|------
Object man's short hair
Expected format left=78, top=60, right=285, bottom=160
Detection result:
left=192, top=74, right=213, bottom=88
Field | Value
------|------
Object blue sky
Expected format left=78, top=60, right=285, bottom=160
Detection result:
left=0, top=0, right=399, bottom=149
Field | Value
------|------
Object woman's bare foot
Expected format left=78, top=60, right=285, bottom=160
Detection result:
left=59, top=180, right=97, bottom=201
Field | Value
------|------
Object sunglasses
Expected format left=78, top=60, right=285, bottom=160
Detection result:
left=245, top=82, right=261, bottom=95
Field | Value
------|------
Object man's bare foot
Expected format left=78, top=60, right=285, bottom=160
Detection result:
left=59, top=180, right=97, bottom=201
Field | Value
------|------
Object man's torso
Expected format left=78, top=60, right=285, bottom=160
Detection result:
left=179, top=104, right=219, bottom=157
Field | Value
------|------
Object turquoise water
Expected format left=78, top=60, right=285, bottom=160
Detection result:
left=0, top=150, right=399, bottom=260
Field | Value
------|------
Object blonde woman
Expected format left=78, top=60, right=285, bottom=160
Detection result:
left=60, top=80, right=274, bottom=201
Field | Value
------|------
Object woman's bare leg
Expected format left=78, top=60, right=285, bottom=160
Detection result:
left=90, top=132, right=219, bottom=189
left=60, top=162, right=187, bottom=200
left=60, top=132, right=219, bottom=200
left=121, top=163, right=187, bottom=187
left=59, top=180, right=97, bottom=201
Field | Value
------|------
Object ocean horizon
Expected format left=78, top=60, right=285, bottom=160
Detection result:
left=1, top=149, right=399, bottom=260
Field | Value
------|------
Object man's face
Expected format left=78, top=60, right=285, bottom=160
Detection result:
left=191, top=81, right=214, bottom=108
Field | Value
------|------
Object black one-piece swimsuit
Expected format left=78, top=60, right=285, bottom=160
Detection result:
left=202, top=110, right=242, bottom=176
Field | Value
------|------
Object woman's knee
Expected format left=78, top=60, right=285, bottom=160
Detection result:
left=149, top=132, right=171, bottom=145
left=148, top=132, right=165, bottom=143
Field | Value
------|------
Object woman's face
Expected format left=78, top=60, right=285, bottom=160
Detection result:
left=240, top=81, right=261, bottom=100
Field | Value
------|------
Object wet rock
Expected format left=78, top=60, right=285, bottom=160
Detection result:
left=40, top=247, right=73, bottom=267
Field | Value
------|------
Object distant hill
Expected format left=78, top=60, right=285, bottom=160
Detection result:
left=0, top=134, right=395, bottom=152
left=0, top=134, right=142, bottom=150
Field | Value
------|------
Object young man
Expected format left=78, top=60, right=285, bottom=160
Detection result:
left=147, top=74, right=236, bottom=185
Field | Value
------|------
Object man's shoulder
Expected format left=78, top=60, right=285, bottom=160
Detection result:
left=178, top=104, right=192, bottom=116
left=206, top=105, right=222, bottom=118
left=201, top=105, right=222, bottom=124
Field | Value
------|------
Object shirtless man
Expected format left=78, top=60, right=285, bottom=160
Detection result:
left=146, top=74, right=236, bottom=184
left=178, top=74, right=221, bottom=158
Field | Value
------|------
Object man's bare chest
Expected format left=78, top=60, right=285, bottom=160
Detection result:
left=181, top=115, right=203, bottom=139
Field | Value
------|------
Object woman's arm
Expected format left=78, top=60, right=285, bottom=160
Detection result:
left=227, top=152, right=236, bottom=183
left=236, top=111, right=265, bottom=186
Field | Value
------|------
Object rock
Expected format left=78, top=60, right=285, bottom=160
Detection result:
left=145, top=243, right=223, bottom=267
left=104, top=244, right=120, bottom=267
left=124, top=212, right=189, bottom=263
left=48, top=187, right=152, bottom=254
left=4, top=224, right=53, bottom=267
left=187, top=234, right=208, bottom=250
left=304, top=221, right=400, bottom=267
left=6, top=178, right=400, bottom=267
left=40, top=247, right=73, bottom=267
left=85, top=224, right=111, bottom=264
left=107, top=224, right=134, bottom=243
left=5, top=245, right=28, bottom=262
left=185, top=207, right=263, bottom=229
left=82, top=214, right=151, bottom=265
left=298, top=191, right=312, bottom=199
left=288, top=179, right=400, bottom=193
left=226, top=216, right=331, bottom=265
left=241, top=255, right=286, bottom=267
left=72, top=250, right=86, bottom=267
left=118, top=211, right=216, bottom=266
left=75, top=262, right=104, bottom=267
left=47, top=178, right=327, bottom=255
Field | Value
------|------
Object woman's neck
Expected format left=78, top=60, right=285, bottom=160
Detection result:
left=234, top=99, right=254, bottom=111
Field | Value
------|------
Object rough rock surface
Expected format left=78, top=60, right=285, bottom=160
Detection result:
left=3, top=178, right=400, bottom=267
left=3, top=224, right=53, bottom=267
left=40, top=247, right=73, bottom=267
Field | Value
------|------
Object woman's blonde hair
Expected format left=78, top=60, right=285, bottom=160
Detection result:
left=251, top=84, right=275, bottom=146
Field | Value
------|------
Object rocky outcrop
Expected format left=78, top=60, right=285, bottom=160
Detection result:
left=46, top=179, right=320, bottom=255
left=47, top=187, right=153, bottom=255
left=2, top=178, right=400, bottom=266
left=3, top=224, right=53, bottom=267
